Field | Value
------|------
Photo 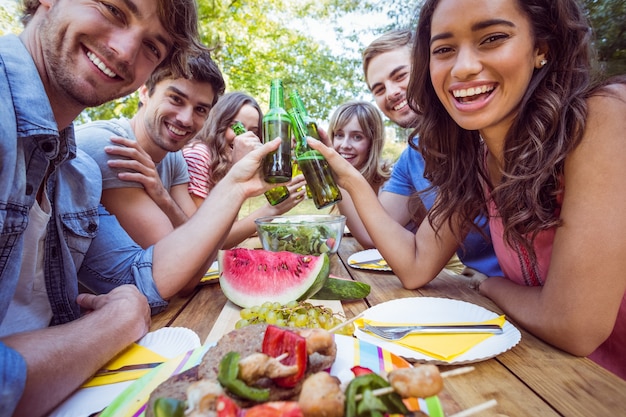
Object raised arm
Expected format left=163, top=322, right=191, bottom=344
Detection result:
left=307, top=138, right=458, bottom=289
left=105, top=136, right=194, bottom=230
left=151, top=139, right=283, bottom=297
left=221, top=175, right=307, bottom=249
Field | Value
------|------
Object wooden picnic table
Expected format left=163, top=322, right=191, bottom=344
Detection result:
left=149, top=235, right=626, bottom=416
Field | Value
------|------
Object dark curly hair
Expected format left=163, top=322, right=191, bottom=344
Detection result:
left=407, top=0, right=598, bottom=259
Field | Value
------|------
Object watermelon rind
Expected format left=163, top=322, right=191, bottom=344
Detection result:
left=218, top=249, right=330, bottom=308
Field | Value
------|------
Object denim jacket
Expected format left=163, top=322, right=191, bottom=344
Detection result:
left=1, top=35, right=166, bottom=414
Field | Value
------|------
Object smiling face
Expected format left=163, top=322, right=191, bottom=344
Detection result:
left=429, top=0, right=545, bottom=141
left=366, top=47, right=417, bottom=128
left=37, top=0, right=171, bottom=111
left=332, top=115, right=371, bottom=170
left=138, top=78, right=215, bottom=156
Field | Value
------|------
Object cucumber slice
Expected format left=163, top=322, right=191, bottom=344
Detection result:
left=311, top=277, right=371, bottom=300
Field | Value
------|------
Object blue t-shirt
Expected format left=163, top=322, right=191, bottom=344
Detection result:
left=383, top=143, right=502, bottom=276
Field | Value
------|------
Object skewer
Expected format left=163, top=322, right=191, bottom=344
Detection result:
left=448, top=399, right=498, bottom=417
left=441, top=366, right=475, bottom=378
left=353, top=365, right=476, bottom=400
left=328, top=312, right=364, bottom=333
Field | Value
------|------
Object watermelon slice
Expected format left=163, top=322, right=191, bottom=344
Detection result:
left=218, top=248, right=330, bottom=308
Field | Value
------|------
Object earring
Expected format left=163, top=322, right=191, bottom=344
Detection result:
left=540, top=59, right=547, bottom=67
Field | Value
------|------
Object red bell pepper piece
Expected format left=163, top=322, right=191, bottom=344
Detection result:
left=351, top=366, right=374, bottom=377
left=216, top=395, right=241, bottom=417
left=261, top=325, right=308, bottom=388
left=244, top=401, right=304, bottom=417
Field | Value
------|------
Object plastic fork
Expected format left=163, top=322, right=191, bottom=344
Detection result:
left=362, top=322, right=503, bottom=340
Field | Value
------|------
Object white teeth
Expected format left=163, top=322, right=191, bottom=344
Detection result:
left=453, top=85, right=493, bottom=98
left=339, top=153, right=353, bottom=159
left=168, top=124, right=186, bottom=136
left=86, top=51, right=117, bottom=78
left=393, top=99, right=407, bottom=111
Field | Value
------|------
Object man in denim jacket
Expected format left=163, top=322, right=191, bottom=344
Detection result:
left=0, top=0, right=207, bottom=415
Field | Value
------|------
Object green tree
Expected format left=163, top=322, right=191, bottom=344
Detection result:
left=583, top=0, right=626, bottom=76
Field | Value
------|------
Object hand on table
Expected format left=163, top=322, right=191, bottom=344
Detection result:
left=77, top=284, right=151, bottom=341
left=460, top=267, right=489, bottom=292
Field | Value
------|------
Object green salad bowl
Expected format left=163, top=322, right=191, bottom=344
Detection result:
left=255, top=214, right=346, bottom=256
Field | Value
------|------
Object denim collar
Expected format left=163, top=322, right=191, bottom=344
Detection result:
left=0, top=34, right=75, bottom=166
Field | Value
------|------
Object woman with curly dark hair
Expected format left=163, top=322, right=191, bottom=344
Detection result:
left=309, top=0, right=626, bottom=379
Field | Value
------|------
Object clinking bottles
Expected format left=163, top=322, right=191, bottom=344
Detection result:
left=289, top=108, right=342, bottom=209
left=262, top=79, right=292, bottom=183
left=231, top=121, right=289, bottom=206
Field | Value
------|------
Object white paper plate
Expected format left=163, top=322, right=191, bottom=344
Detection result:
left=347, top=248, right=392, bottom=271
left=49, top=327, right=201, bottom=417
left=355, top=297, right=521, bottom=365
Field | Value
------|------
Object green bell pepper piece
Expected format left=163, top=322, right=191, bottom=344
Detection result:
left=217, top=351, right=270, bottom=402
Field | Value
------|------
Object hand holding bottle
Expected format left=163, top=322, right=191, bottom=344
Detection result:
left=231, top=131, right=262, bottom=165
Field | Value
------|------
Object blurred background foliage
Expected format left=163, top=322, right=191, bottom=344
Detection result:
left=1, top=0, right=624, bottom=134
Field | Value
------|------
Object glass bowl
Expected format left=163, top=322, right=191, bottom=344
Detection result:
left=255, top=214, right=346, bottom=256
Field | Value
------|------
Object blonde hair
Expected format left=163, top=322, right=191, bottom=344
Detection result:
left=328, top=100, right=391, bottom=190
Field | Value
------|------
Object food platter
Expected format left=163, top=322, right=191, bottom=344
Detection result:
left=347, top=249, right=392, bottom=271
left=100, top=334, right=443, bottom=417
left=355, top=297, right=521, bottom=365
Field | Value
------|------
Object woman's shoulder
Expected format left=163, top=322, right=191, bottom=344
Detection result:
left=587, top=78, right=626, bottom=108
left=182, top=139, right=211, bottom=158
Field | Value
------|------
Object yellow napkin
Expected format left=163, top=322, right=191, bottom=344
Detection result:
left=349, top=259, right=389, bottom=269
left=356, top=315, right=506, bottom=362
left=200, top=265, right=220, bottom=284
left=82, top=343, right=167, bottom=387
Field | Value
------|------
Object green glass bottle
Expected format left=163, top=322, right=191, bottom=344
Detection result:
left=231, top=121, right=289, bottom=206
left=288, top=90, right=322, bottom=141
left=289, top=108, right=342, bottom=209
left=262, top=79, right=292, bottom=183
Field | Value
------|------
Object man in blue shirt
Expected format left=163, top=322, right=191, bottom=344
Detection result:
left=346, top=29, right=502, bottom=277
left=0, top=1, right=281, bottom=415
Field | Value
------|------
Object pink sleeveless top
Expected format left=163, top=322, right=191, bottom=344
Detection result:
left=487, top=197, right=626, bottom=380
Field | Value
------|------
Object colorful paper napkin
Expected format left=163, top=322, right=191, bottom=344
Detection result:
left=82, top=343, right=167, bottom=387
left=355, top=315, right=506, bottom=362
left=200, top=263, right=219, bottom=284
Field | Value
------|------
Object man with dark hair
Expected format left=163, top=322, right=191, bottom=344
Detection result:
left=77, top=51, right=225, bottom=248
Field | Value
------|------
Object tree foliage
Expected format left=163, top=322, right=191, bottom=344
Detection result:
left=1, top=0, right=623, bottom=125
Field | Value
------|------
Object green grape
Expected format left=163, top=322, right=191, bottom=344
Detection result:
left=240, top=308, right=254, bottom=320
left=266, top=310, right=278, bottom=324
left=295, top=314, right=308, bottom=327
left=258, top=306, right=269, bottom=320
left=235, top=300, right=351, bottom=333
left=235, top=319, right=249, bottom=329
